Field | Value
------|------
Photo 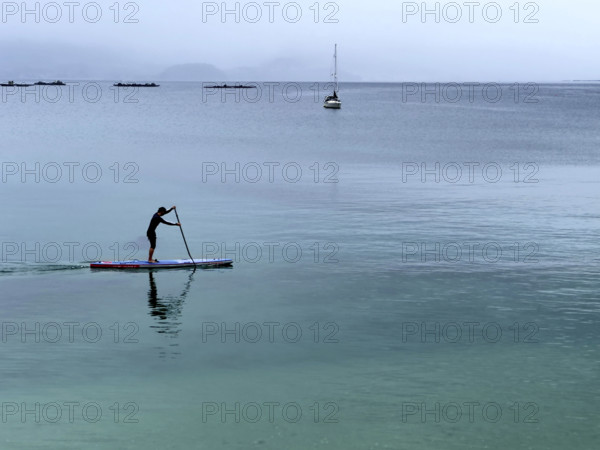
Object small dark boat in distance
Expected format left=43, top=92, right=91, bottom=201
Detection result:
left=113, top=82, right=160, bottom=87
left=1, top=81, right=33, bottom=87
left=324, top=44, right=341, bottom=109
left=34, top=80, right=66, bottom=86
left=204, top=84, right=256, bottom=89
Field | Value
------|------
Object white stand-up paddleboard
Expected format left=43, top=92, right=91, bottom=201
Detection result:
left=90, top=259, right=233, bottom=269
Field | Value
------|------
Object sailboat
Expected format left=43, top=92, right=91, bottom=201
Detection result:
left=323, top=44, right=341, bottom=109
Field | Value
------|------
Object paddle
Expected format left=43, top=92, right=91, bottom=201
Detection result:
left=174, top=208, right=196, bottom=268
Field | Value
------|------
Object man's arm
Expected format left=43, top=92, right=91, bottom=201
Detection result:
left=162, top=206, right=179, bottom=225
left=159, top=217, right=180, bottom=226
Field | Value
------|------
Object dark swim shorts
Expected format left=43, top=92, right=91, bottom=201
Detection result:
left=147, top=233, right=157, bottom=249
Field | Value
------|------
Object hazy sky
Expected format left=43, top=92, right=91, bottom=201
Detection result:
left=1, top=0, right=599, bottom=81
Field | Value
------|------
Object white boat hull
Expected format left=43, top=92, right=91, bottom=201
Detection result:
left=324, top=100, right=341, bottom=109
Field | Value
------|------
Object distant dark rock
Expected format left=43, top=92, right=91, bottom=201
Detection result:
left=0, top=81, right=33, bottom=87
left=34, top=80, right=66, bottom=86
left=204, top=84, right=256, bottom=89
left=114, top=82, right=159, bottom=87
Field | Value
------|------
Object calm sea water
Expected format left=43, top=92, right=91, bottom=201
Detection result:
left=1, top=82, right=599, bottom=449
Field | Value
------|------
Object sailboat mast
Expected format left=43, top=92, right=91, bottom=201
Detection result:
left=334, top=43, right=338, bottom=92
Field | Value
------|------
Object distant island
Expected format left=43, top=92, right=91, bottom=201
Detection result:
left=1, top=81, right=33, bottom=87
left=114, top=82, right=159, bottom=87
left=35, top=80, right=66, bottom=86
left=204, top=84, right=256, bottom=89
left=1, top=80, right=66, bottom=87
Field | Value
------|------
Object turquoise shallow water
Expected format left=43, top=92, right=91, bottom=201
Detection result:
left=1, top=83, right=599, bottom=448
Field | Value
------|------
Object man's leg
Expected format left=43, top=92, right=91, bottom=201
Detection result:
left=148, top=234, right=157, bottom=262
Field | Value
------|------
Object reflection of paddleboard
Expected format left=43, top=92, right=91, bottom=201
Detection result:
left=90, top=259, right=233, bottom=269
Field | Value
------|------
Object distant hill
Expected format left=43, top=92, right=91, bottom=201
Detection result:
left=0, top=41, right=362, bottom=82
left=157, top=63, right=228, bottom=82
left=0, top=41, right=151, bottom=80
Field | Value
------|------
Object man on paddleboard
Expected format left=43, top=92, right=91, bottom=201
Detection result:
left=147, top=206, right=180, bottom=262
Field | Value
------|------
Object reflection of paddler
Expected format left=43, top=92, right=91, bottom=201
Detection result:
left=147, top=271, right=195, bottom=337
left=147, top=272, right=167, bottom=321
left=146, top=206, right=180, bottom=262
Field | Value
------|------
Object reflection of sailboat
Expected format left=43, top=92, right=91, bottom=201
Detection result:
left=324, top=44, right=341, bottom=109
left=147, top=270, right=195, bottom=341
